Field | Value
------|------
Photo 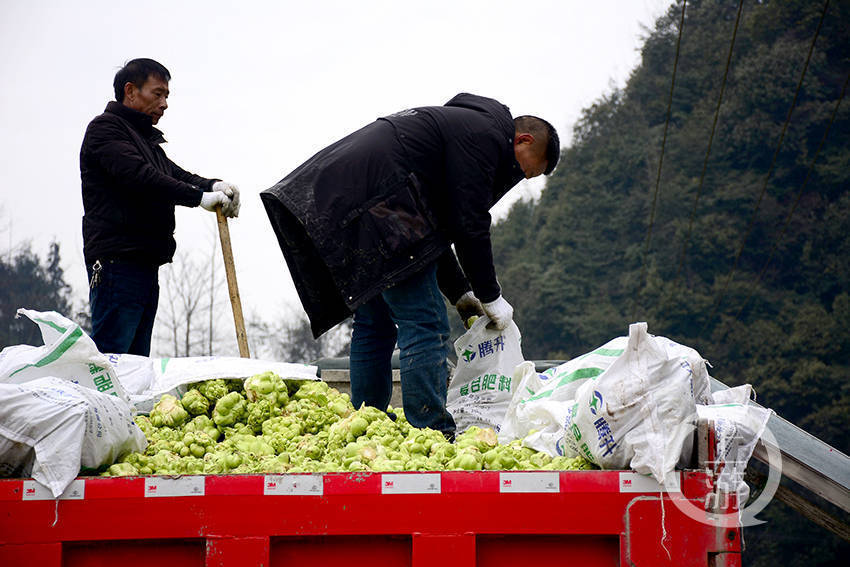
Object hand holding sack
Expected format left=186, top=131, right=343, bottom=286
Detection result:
left=455, top=291, right=485, bottom=328
left=482, top=295, right=513, bottom=330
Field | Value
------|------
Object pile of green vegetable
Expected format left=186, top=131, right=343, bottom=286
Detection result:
left=103, top=372, right=595, bottom=476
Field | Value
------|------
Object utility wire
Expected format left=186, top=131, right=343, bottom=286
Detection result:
left=675, top=0, right=744, bottom=281
left=733, top=69, right=849, bottom=322
left=634, top=0, right=687, bottom=321
left=699, top=0, right=830, bottom=338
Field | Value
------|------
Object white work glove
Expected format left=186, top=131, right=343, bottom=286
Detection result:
left=481, top=295, right=514, bottom=330
left=199, top=191, right=233, bottom=215
left=455, top=291, right=485, bottom=329
left=212, top=181, right=241, bottom=217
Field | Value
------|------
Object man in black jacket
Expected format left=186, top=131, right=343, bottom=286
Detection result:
left=262, top=93, right=559, bottom=436
left=81, top=58, right=240, bottom=356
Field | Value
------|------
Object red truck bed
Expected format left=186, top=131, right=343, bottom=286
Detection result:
left=0, top=469, right=740, bottom=567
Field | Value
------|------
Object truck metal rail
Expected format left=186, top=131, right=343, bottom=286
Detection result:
left=0, top=468, right=740, bottom=567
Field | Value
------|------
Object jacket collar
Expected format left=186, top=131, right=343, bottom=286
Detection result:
left=105, top=101, right=166, bottom=143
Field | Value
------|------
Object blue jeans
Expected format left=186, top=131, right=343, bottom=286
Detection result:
left=350, top=263, right=455, bottom=435
left=87, top=259, right=159, bottom=356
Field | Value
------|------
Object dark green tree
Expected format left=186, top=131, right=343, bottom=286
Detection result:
left=491, top=0, right=849, bottom=563
left=0, top=242, right=74, bottom=348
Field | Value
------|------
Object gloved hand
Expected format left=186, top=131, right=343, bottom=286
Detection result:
left=212, top=181, right=241, bottom=217
left=455, top=291, right=485, bottom=328
left=481, top=295, right=514, bottom=330
left=199, top=191, right=233, bottom=215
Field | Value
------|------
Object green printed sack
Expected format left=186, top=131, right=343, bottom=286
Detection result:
left=446, top=316, right=523, bottom=434
left=0, top=377, right=145, bottom=497
left=498, top=336, right=627, bottom=456
left=0, top=308, right=127, bottom=402
left=567, top=323, right=712, bottom=484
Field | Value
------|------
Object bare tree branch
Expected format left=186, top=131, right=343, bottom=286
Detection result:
left=152, top=221, right=229, bottom=357
left=246, top=306, right=351, bottom=364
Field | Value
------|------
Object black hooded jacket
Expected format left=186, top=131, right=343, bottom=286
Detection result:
left=261, top=93, right=525, bottom=337
left=80, top=101, right=217, bottom=266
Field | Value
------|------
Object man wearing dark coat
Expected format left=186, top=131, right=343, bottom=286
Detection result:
left=261, top=93, right=559, bottom=437
left=81, top=58, right=241, bottom=356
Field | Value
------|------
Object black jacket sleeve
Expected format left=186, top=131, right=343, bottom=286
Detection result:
left=441, top=129, right=503, bottom=303
left=85, top=118, right=206, bottom=207
left=169, top=159, right=218, bottom=191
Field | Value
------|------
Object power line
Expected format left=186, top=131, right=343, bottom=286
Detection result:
left=634, top=0, right=687, bottom=321
left=675, top=0, right=745, bottom=281
left=699, top=0, right=830, bottom=339
left=732, top=69, right=849, bottom=322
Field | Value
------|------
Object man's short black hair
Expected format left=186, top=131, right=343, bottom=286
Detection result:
left=113, top=58, right=171, bottom=102
left=514, top=115, right=560, bottom=175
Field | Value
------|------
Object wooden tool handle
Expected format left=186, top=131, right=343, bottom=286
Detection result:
left=216, top=206, right=250, bottom=358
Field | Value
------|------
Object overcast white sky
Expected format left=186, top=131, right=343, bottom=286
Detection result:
left=1, top=0, right=671, bottom=334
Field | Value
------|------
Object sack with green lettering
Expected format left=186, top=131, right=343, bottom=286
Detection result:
left=567, top=322, right=712, bottom=483
left=498, top=336, right=628, bottom=456
left=0, top=309, right=127, bottom=402
left=446, top=316, right=523, bottom=433
left=0, top=376, right=146, bottom=497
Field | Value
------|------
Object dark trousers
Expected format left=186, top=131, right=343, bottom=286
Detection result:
left=349, top=263, right=456, bottom=435
left=87, top=259, right=159, bottom=356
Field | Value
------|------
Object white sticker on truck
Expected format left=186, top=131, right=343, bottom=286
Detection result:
left=23, top=479, right=85, bottom=500
left=144, top=476, right=204, bottom=497
left=619, top=471, right=681, bottom=493
left=499, top=472, right=560, bottom=493
left=264, top=474, right=323, bottom=496
left=381, top=473, right=441, bottom=494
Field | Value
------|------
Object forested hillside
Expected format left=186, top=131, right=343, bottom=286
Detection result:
left=492, top=1, right=849, bottom=563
